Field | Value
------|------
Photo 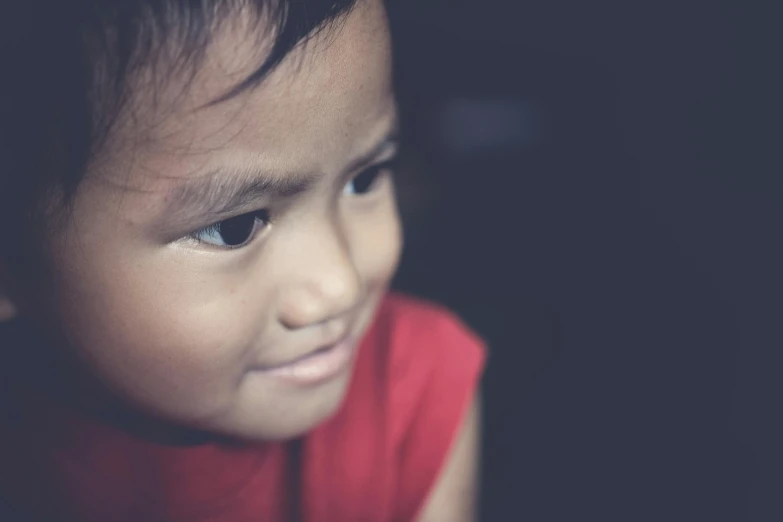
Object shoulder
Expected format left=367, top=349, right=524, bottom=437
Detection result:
left=371, top=292, right=485, bottom=368
left=371, top=293, right=484, bottom=412
left=368, top=292, right=486, bottom=519
left=309, top=293, right=485, bottom=520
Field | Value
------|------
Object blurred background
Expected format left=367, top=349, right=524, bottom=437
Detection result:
left=385, top=1, right=779, bottom=520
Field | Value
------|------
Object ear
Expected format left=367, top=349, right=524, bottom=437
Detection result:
left=0, top=263, right=19, bottom=322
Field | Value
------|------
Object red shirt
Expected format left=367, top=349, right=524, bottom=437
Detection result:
left=1, top=293, right=485, bottom=521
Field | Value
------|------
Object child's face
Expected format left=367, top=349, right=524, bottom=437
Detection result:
left=35, top=0, right=400, bottom=440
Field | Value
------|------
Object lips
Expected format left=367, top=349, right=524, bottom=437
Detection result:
left=254, top=332, right=351, bottom=371
left=253, top=336, right=359, bottom=386
left=250, top=303, right=377, bottom=386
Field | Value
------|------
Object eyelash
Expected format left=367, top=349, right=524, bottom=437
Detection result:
left=188, top=159, right=396, bottom=250
left=189, top=209, right=271, bottom=250
left=342, top=158, right=395, bottom=196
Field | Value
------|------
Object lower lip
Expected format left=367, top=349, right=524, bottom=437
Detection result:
left=255, top=339, right=358, bottom=386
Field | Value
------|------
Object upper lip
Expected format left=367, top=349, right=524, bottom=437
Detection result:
left=253, top=331, right=353, bottom=370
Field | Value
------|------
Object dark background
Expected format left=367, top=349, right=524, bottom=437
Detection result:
left=386, top=1, right=780, bottom=520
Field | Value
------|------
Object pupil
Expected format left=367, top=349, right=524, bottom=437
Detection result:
left=219, top=214, right=256, bottom=246
left=353, top=167, right=379, bottom=193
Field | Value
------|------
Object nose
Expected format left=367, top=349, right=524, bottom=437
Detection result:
left=277, top=226, right=362, bottom=330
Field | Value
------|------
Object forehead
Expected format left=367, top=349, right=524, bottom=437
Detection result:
left=92, top=0, right=394, bottom=189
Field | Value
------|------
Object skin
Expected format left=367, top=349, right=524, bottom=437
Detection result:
left=0, top=0, right=478, bottom=518
left=418, top=398, right=481, bottom=522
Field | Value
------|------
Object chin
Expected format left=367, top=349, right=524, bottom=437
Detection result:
left=209, top=368, right=355, bottom=442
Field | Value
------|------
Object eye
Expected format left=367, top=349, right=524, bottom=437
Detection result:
left=190, top=209, right=270, bottom=249
left=343, top=162, right=392, bottom=196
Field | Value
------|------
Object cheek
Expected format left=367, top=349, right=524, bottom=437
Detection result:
left=48, top=245, right=269, bottom=417
left=349, top=195, right=402, bottom=288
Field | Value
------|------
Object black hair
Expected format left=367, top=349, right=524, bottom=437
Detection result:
left=0, top=0, right=357, bottom=270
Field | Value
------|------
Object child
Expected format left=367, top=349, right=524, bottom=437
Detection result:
left=0, top=0, right=484, bottom=520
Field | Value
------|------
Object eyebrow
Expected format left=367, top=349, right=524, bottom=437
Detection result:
left=161, top=122, right=399, bottom=229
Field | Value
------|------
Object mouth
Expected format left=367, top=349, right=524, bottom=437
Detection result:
left=252, top=336, right=359, bottom=387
